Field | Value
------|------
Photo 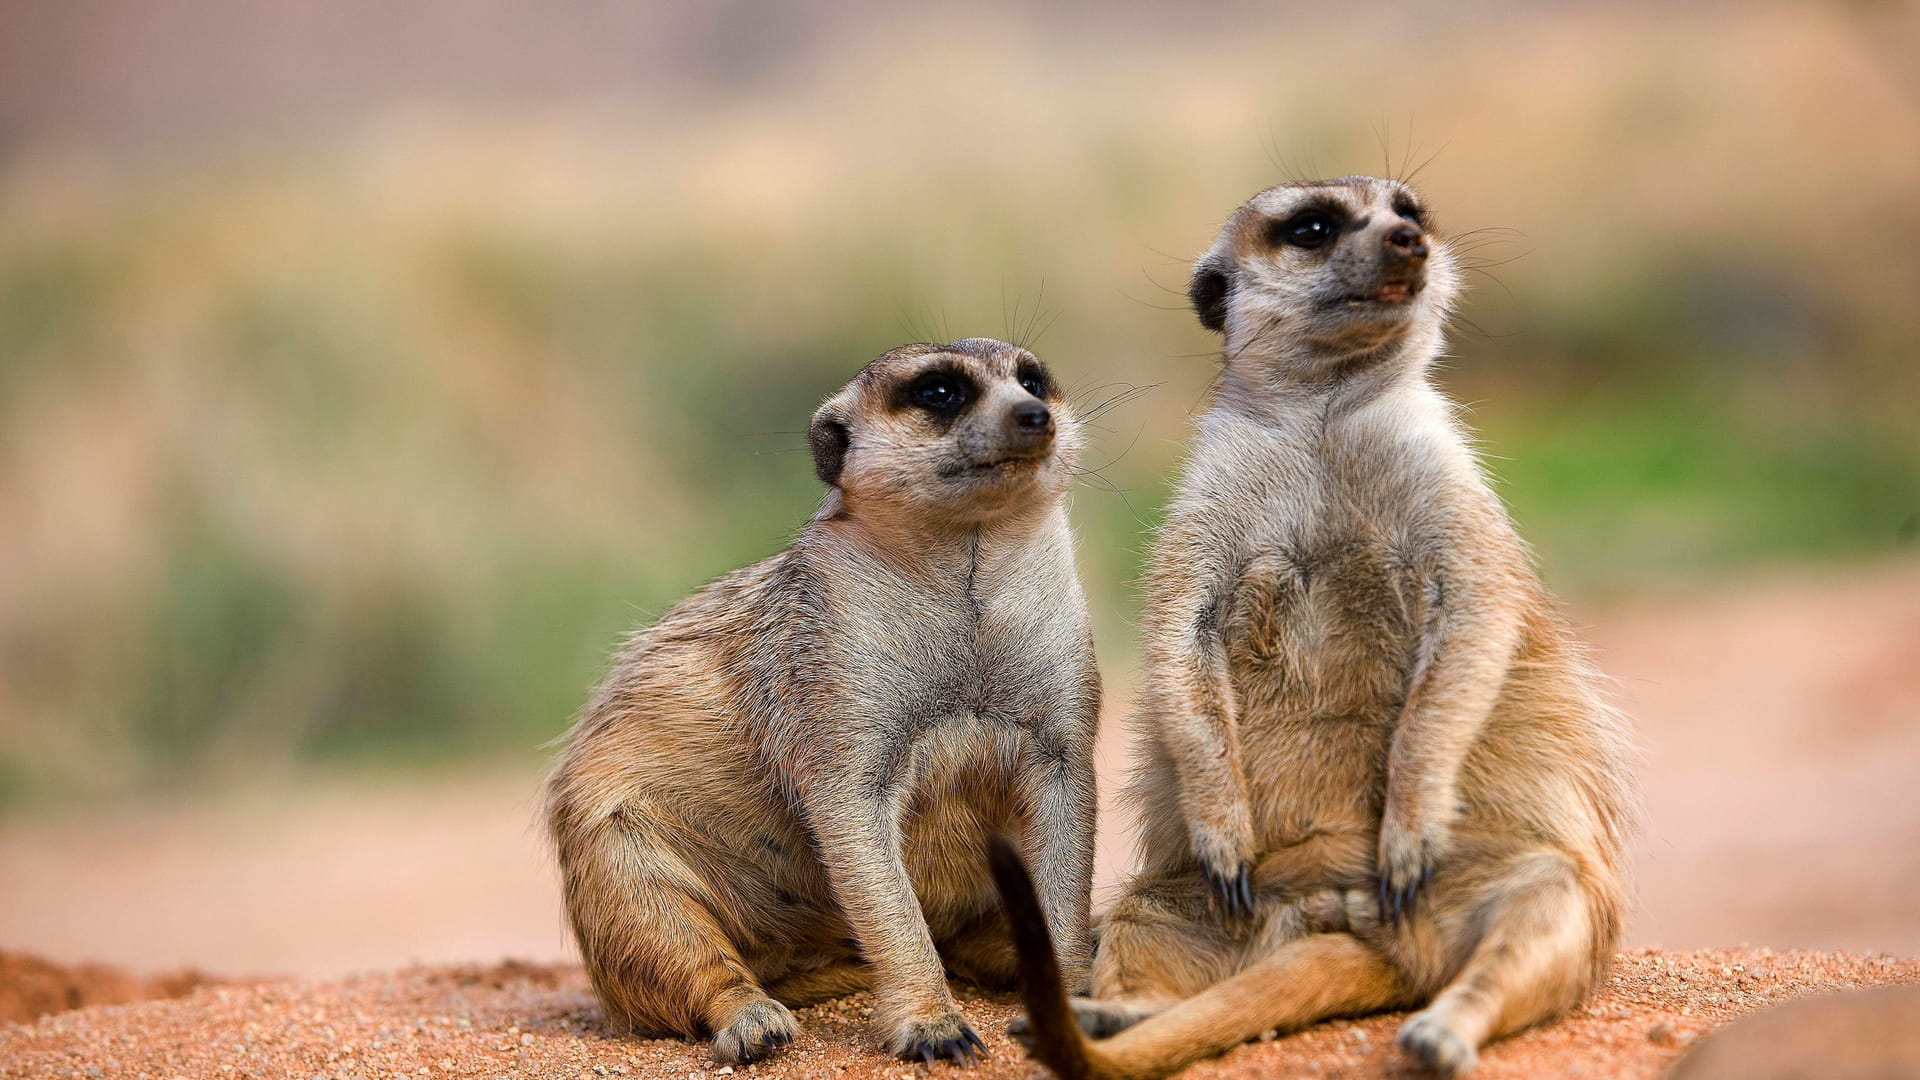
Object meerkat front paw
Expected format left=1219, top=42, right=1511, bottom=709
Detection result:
left=711, top=996, right=797, bottom=1064
left=1376, top=814, right=1443, bottom=926
left=1202, top=857, right=1255, bottom=921
left=1190, top=818, right=1257, bottom=921
left=890, top=1010, right=989, bottom=1064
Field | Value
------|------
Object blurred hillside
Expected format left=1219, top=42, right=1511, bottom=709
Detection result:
left=0, top=1, right=1916, bottom=806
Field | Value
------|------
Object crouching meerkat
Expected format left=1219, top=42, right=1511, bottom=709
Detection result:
left=994, top=177, right=1639, bottom=1077
left=545, top=338, right=1101, bottom=1066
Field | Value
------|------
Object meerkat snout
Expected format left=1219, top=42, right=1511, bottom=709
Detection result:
left=1373, top=221, right=1431, bottom=302
left=1006, top=399, right=1055, bottom=448
left=1384, top=222, right=1429, bottom=261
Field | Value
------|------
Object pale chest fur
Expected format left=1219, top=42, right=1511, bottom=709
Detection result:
left=817, top=511, right=1093, bottom=782
left=1176, top=392, right=1475, bottom=812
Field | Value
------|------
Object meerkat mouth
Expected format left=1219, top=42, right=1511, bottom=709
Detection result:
left=944, top=454, right=1048, bottom=479
left=1345, top=281, right=1419, bottom=306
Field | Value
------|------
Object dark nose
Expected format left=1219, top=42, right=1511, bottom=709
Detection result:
left=1384, top=224, right=1429, bottom=262
left=1011, top=401, right=1054, bottom=439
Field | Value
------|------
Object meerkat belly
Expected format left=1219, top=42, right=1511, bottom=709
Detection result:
left=1224, top=534, right=1414, bottom=844
left=898, top=717, right=1028, bottom=922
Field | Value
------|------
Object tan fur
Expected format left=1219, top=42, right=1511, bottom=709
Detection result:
left=546, top=339, right=1101, bottom=1065
left=1004, top=178, right=1639, bottom=1078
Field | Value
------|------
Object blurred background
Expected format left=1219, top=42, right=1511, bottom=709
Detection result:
left=0, top=0, right=1916, bottom=981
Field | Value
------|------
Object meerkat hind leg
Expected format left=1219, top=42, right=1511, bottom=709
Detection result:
left=1396, top=856, right=1592, bottom=1076
left=765, top=960, right=872, bottom=1008
left=1089, top=933, right=1408, bottom=1080
left=564, top=812, right=798, bottom=1064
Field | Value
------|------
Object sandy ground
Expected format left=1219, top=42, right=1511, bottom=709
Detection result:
left=3, top=948, right=1917, bottom=1079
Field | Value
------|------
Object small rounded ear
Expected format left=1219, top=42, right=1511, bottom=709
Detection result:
left=808, top=409, right=851, bottom=487
left=1189, top=254, right=1233, bottom=334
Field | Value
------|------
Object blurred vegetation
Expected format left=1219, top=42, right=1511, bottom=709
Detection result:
left=0, top=2, right=1916, bottom=807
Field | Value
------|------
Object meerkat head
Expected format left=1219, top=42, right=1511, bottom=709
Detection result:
left=1189, top=176, right=1461, bottom=373
left=806, top=338, right=1082, bottom=529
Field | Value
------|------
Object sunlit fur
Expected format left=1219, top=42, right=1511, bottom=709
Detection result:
left=1001, top=179, right=1639, bottom=1079
left=547, top=338, right=1101, bottom=1065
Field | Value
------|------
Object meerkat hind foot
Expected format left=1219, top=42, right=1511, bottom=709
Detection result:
left=711, top=996, right=798, bottom=1065
left=1007, top=997, right=1157, bottom=1050
left=1397, top=1009, right=1478, bottom=1076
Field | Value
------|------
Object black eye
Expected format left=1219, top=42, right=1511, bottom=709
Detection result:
left=1394, top=200, right=1427, bottom=227
left=1016, top=363, right=1053, bottom=399
left=906, top=371, right=971, bottom=415
left=1276, top=210, right=1339, bottom=250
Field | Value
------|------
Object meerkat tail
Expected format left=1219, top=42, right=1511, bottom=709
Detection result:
left=988, top=835, right=1102, bottom=1080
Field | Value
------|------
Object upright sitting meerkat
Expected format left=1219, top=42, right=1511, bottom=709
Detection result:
left=546, top=338, right=1101, bottom=1065
left=994, top=178, right=1639, bottom=1077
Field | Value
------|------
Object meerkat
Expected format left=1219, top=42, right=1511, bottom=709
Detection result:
left=543, top=338, right=1101, bottom=1066
left=994, top=177, right=1639, bottom=1078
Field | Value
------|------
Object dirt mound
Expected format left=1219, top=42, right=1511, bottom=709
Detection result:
left=3, top=947, right=1915, bottom=1079
left=0, top=950, right=220, bottom=1026
left=1671, top=983, right=1920, bottom=1079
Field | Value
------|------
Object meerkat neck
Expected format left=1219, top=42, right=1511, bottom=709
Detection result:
left=1215, top=331, right=1436, bottom=422
left=810, top=503, right=1067, bottom=581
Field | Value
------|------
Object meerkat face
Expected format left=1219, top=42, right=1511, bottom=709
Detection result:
left=1189, top=176, right=1461, bottom=363
left=807, top=338, right=1082, bottom=528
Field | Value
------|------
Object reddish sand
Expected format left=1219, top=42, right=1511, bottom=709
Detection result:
left=2, top=948, right=1917, bottom=1079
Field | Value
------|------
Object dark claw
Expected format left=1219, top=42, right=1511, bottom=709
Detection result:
left=904, top=1024, right=986, bottom=1065
left=1205, top=862, right=1254, bottom=920
left=1380, top=862, right=1434, bottom=927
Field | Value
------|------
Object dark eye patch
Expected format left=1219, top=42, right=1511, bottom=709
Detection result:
left=1392, top=196, right=1427, bottom=227
left=1015, top=360, right=1059, bottom=401
left=1265, top=201, right=1347, bottom=250
left=894, top=365, right=976, bottom=420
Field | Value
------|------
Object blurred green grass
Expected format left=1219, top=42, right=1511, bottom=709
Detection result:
left=0, top=2, right=1915, bottom=808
